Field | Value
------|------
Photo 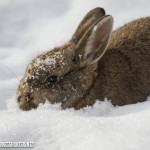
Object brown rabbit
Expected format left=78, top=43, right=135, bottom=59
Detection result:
left=16, top=7, right=150, bottom=111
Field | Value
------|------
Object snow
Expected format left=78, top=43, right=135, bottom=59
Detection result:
left=0, top=0, right=150, bottom=150
left=94, top=25, right=98, bottom=31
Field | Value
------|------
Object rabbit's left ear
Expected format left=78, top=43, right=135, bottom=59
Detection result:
left=73, top=15, right=113, bottom=66
left=71, top=7, right=105, bottom=44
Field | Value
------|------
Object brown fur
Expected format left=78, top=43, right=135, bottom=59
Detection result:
left=74, top=17, right=150, bottom=109
left=16, top=8, right=150, bottom=111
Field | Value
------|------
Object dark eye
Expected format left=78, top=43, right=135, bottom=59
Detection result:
left=46, top=76, right=58, bottom=84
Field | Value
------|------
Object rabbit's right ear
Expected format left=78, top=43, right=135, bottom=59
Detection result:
left=72, top=15, right=113, bottom=67
left=71, top=7, right=105, bottom=44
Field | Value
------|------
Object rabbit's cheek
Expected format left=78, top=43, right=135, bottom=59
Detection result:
left=29, top=85, right=63, bottom=105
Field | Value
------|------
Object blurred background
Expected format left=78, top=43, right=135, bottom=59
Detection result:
left=0, top=0, right=149, bottom=110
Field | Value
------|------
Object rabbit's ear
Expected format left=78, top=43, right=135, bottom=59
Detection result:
left=74, top=15, right=113, bottom=66
left=71, top=7, right=105, bottom=44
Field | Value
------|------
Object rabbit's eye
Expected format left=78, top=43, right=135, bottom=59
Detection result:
left=46, top=76, right=58, bottom=84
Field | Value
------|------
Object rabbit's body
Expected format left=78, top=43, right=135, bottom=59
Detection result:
left=17, top=8, right=150, bottom=111
left=75, top=17, right=150, bottom=109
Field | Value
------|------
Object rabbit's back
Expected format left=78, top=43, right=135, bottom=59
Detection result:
left=109, top=17, right=150, bottom=61
left=96, top=17, right=150, bottom=106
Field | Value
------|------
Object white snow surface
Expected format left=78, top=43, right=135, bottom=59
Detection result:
left=0, top=0, right=150, bottom=150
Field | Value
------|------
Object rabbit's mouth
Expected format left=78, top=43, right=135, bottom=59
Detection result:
left=17, top=95, right=38, bottom=111
left=19, top=101, right=38, bottom=111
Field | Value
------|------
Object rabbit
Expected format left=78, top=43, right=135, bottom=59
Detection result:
left=16, top=7, right=150, bottom=111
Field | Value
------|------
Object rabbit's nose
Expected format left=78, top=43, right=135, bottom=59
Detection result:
left=17, top=94, right=22, bottom=102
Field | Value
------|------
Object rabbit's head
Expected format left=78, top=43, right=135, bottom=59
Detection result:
left=17, top=8, right=113, bottom=110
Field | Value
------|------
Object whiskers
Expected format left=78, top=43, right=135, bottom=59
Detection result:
left=0, top=63, right=21, bottom=100
left=5, top=65, right=20, bottom=83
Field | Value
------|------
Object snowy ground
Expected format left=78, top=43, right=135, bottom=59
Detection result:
left=0, top=0, right=150, bottom=150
